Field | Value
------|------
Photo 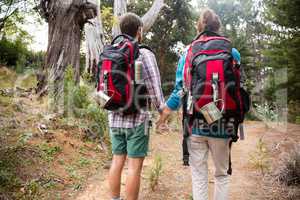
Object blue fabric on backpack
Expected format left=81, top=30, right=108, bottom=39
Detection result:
left=232, top=48, right=241, bottom=64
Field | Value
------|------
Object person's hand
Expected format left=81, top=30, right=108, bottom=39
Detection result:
left=156, top=106, right=172, bottom=131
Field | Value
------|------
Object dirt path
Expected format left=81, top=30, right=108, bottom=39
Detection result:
left=73, top=121, right=297, bottom=200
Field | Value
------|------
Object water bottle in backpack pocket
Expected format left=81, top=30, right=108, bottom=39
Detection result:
left=95, top=34, right=149, bottom=114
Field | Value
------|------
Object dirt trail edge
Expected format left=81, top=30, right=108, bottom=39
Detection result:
left=73, top=121, right=297, bottom=200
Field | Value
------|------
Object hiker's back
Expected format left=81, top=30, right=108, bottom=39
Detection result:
left=107, top=46, right=155, bottom=128
left=182, top=31, right=248, bottom=140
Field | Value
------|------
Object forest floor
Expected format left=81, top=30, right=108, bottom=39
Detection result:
left=0, top=67, right=109, bottom=200
left=1, top=66, right=300, bottom=200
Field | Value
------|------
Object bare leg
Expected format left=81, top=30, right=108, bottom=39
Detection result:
left=108, top=154, right=127, bottom=199
left=125, top=157, right=144, bottom=200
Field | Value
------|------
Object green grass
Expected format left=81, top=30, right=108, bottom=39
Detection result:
left=0, top=95, right=13, bottom=107
left=0, top=67, right=37, bottom=90
left=0, top=144, right=42, bottom=199
left=65, top=165, right=83, bottom=181
left=0, top=66, right=109, bottom=199
left=39, top=143, right=62, bottom=162
left=295, top=116, right=300, bottom=124
left=148, top=155, right=163, bottom=191
left=77, top=157, right=91, bottom=168
left=0, top=68, right=17, bottom=89
left=19, top=72, right=37, bottom=89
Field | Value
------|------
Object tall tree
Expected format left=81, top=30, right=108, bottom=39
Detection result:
left=264, top=0, right=300, bottom=101
left=263, top=0, right=300, bottom=121
left=36, top=0, right=98, bottom=113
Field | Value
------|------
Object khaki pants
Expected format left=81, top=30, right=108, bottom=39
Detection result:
left=187, top=136, right=230, bottom=200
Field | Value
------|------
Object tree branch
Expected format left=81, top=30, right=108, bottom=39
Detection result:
left=0, top=8, right=18, bottom=32
left=112, top=0, right=166, bottom=36
left=36, top=0, right=53, bottom=22
left=142, top=0, right=166, bottom=33
left=78, top=0, right=98, bottom=23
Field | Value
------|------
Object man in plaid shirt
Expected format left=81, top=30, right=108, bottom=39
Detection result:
left=108, top=13, right=164, bottom=200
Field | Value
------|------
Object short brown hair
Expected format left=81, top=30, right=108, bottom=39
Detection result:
left=197, top=8, right=221, bottom=33
left=120, top=13, right=143, bottom=38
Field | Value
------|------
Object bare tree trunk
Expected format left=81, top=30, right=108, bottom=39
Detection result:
left=112, top=0, right=165, bottom=37
left=112, top=0, right=127, bottom=37
left=37, top=0, right=97, bottom=113
left=85, top=0, right=104, bottom=75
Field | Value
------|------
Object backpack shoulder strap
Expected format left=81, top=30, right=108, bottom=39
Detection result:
left=194, top=30, right=221, bottom=40
left=111, top=34, right=134, bottom=45
left=193, top=31, right=230, bottom=43
left=139, top=44, right=154, bottom=53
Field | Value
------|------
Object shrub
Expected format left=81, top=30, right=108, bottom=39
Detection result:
left=0, top=38, right=29, bottom=68
left=0, top=36, right=44, bottom=72
left=86, top=103, right=108, bottom=138
left=63, top=66, right=108, bottom=138
left=276, top=145, right=300, bottom=186
left=245, top=111, right=260, bottom=121
left=26, top=51, right=45, bottom=69
left=73, top=85, right=90, bottom=109
left=255, top=103, right=278, bottom=122
left=148, top=155, right=163, bottom=191
left=249, top=138, right=270, bottom=175
left=288, top=100, right=300, bottom=123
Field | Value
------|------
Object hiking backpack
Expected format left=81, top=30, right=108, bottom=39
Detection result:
left=96, top=34, right=148, bottom=114
left=182, top=32, right=250, bottom=136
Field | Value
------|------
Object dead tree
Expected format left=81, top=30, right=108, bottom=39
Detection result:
left=84, top=0, right=104, bottom=75
left=85, top=0, right=165, bottom=74
left=36, top=0, right=98, bottom=113
left=112, top=0, right=165, bottom=36
left=37, top=0, right=165, bottom=113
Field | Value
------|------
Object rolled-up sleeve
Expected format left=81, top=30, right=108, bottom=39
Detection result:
left=166, top=52, right=187, bottom=111
left=141, top=50, right=165, bottom=111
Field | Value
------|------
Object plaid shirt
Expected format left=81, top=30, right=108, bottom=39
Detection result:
left=108, top=48, right=165, bottom=128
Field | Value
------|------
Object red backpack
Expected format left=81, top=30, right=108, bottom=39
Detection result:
left=182, top=32, right=251, bottom=172
left=96, top=34, right=148, bottom=114
left=183, top=32, right=249, bottom=127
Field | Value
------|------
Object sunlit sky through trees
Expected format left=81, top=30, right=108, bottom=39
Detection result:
left=27, top=0, right=199, bottom=52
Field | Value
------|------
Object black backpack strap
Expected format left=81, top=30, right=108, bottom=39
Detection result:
left=111, top=34, right=134, bottom=45
left=193, top=30, right=222, bottom=41
left=182, top=94, right=191, bottom=166
left=139, top=44, right=154, bottom=53
left=227, top=139, right=233, bottom=175
left=182, top=117, right=190, bottom=166
left=227, top=119, right=240, bottom=175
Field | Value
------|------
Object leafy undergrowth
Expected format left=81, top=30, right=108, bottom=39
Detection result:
left=0, top=67, right=110, bottom=200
